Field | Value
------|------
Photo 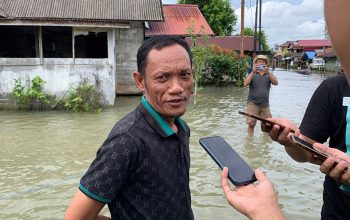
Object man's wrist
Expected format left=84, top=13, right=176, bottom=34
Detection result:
left=250, top=203, right=284, bottom=220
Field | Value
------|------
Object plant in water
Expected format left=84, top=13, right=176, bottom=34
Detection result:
left=11, top=76, right=51, bottom=110
left=64, top=75, right=103, bottom=112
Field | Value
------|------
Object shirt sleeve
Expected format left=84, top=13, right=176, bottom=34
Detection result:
left=300, top=80, right=332, bottom=143
left=79, top=133, right=139, bottom=203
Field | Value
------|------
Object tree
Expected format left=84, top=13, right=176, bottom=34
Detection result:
left=178, top=0, right=237, bottom=36
left=237, top=27, right=269, bottom=52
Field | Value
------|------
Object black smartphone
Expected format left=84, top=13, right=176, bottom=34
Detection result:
left=290, top=135, right=328, bottom=161
left=238, top=111, right=296, bottom=133
left=199, top=136, right=257, bottom=186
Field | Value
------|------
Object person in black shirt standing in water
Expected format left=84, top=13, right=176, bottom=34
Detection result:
left=65, top=35, right=195, bottom=220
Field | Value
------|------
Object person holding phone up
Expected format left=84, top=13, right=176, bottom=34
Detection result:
left=221, top=1, right=350, bottom=219
left=244, top=55, right=278, bottom=134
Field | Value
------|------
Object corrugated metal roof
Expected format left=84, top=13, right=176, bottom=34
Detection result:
left=185, top=36, right=258, bottom=52
left=297, top=40, right=332, bottom=47
left=145, top=4, right=214, bottom=37
left=0, top=0, right=163, bottom=22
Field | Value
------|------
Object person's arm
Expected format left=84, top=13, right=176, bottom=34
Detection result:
left=221, top=167, right=285, bottom=220
left=244, top=64, right=258, bottom=87
left=261, top=118, right=317, bottom=163
left=268, top=71, right=278, bottom=85
left=243, top=71, right=254, bottom=87
left=64, top=190, right=106, bottom=220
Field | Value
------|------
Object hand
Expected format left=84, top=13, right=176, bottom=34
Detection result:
left=221, top=167, right=285, bottom=220
left=261, top=118, right=300, bottom=147
left=253, top=64, right=259, bottom=72
left=313, top=143, right=350, bottom=185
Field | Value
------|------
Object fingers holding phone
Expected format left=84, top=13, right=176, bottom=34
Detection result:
left=261, top=118, right=300, bottom=146
left=221, top=167, right=284, bottom=220
left=313, top=143, right=350, bottom=185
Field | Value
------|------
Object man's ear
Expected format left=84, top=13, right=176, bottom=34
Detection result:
left=133, top=71, right=145, bottom=92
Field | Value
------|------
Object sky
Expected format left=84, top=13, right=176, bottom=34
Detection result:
left=161, top=0, right=326, bottom=48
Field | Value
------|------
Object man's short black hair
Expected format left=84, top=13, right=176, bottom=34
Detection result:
left=137, top=35, right=193, bottom=75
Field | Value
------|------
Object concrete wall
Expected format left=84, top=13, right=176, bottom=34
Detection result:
left=115, top=22, right=144, bottom=95
left=0, top=28, right=117, bottom=105
left=0, top=58, right=114, bottom=105
left=0, top=23, right=146, bottom=106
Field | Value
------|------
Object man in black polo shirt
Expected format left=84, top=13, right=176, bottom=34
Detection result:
left=64, top=35, right=194, bottom=220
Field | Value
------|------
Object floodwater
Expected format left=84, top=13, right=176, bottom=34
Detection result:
left=0, top=69, right=336, bottom=219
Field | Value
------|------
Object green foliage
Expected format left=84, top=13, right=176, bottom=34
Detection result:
left=197, top=45, right=249, bottom=86
left=179, top=0, right=237, bottom=36
left=190, top=38, right=249, bottom=87
left=243, top=27, right=255, bottom=36
left=64, top=76, right=103, bottom=112
left=10, top=76, right=51, bottom=110
left=238, top=27, right=270, bottom=52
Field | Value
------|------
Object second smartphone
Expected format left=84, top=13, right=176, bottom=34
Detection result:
left=199, top=136, right=257, bottom=186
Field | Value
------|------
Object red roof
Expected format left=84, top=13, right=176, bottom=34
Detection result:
left=145, top=4, right=214, bottom=37
left=297, top=39, right=332, bottom=47
left=185, top=36, right=258, bottom=52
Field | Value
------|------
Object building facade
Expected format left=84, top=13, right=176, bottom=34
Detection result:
left=0, top=0, right=163, bottom=105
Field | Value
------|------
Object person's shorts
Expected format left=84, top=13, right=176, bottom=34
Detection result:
left=246, top=102, right=271, bottom=126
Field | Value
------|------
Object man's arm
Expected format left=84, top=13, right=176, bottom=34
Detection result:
left=244, top=64, right=258, bottom=87
left=261, top=118, right=316, bottom=163
left=244, top=70, right=254, bottom=87
left=268, top=72, right=278, bottom=85
left=64, top=190, right=106, bottom=220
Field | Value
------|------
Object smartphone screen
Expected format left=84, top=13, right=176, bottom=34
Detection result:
left=238, top=111, right=296, bottom=133
left=199, top=136, right=257, bottom=186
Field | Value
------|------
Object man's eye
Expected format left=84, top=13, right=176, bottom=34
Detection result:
left=155, top=75, right=169, bottom=81
left=181, top=72, right=192, bottom=78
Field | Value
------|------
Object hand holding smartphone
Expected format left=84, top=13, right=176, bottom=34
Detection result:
left=238, top=111, right=296, bottom=133
left=199, top=136, right=257, bottom=186
left=290, top=135, right=328, bottom=162
left=290, top=135, right=350, bottom=172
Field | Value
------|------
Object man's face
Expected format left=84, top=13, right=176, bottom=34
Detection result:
left=256, top=59, right=267, bottom=66
left=133, top=44, right=194, bottom=122
left=325, top=0, right=350, bottom=82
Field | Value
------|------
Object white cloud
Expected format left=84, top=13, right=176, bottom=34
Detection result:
left=236, top=0, right=325, bottom=48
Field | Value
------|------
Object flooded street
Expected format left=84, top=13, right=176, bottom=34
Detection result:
left=0, top=69, right=336, bottom=219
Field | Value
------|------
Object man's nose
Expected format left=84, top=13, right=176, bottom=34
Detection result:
left=168, top=77, right=185, bottom=93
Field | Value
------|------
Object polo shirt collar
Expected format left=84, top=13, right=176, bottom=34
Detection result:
left=140, top=96, right=187, bottom=137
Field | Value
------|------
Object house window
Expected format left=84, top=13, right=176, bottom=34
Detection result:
left=0, top=26, right=39, bottom=58
left=74, top=31, right=108, bottom=58
left=42, top=27, right=72, bottom=58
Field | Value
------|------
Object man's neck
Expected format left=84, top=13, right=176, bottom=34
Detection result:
left=164, top=117, right=178, bottom=134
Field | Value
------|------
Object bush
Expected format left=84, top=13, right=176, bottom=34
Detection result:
left=11, top=76, right=51, bottom=110
left=192, top=43, right=249, bottom=87
left=64, top=76, right=103, bottom=112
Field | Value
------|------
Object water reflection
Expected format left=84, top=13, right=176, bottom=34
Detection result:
left=0, top=69, right=336, bottom=219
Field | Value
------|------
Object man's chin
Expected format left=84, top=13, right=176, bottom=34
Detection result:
left=162, top=109, right=186, bottom=118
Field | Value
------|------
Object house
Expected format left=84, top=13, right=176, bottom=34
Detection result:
left=297, top=39, right=332, bottom=52
left=185, top=36, right=259, bottom=56
left=145, top=4, right=214, bottom=37
left=0, top=0, right=163, bottom=105
left=275, top=39, right=333, bottom=69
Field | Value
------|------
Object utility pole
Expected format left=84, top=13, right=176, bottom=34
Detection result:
left=240, top=0, right=245, bottom=58
left=258, top=0, right=262, bottom=52
left=253, top=0, right=258, bottom=57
